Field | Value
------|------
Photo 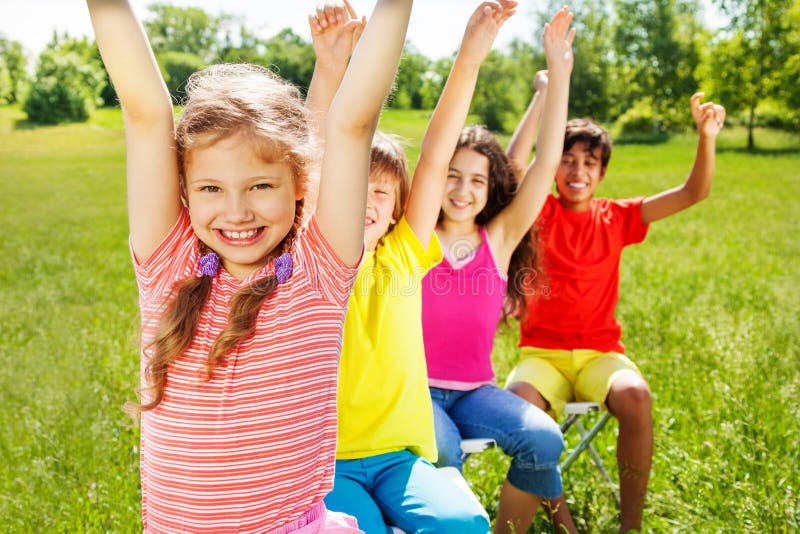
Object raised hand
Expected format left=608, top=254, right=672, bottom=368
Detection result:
left=459, top=0, right=518, bottom=63
left=691, top=92, right=726, bottom=138
left=542, top=6, right=576, bottom=76
left=308, top=1, right=365, bottom=69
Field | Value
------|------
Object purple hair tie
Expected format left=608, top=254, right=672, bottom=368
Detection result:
left=199, top=252, right=220, bottom=277
left=274, top=253, right=293, bottom=284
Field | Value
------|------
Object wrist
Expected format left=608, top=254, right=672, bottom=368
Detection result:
left=313, top=60, right=348, bottom=76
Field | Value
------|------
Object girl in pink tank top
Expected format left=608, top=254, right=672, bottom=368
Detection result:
left=421, top=9, right=580, bottom=532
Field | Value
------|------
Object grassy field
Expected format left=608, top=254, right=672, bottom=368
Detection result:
left=1, top=105, right=798, bottom=532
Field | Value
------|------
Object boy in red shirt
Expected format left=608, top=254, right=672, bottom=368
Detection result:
left=506, top=93, right=726, bottom=532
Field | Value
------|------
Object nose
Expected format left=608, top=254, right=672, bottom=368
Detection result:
left=452, top=178, right=469, bottom=195
left=225, top=192, right=254, bottom=223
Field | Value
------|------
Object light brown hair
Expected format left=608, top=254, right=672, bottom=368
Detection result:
left=134, top=64, right=314, bottom=413
left=369, top=130, right=410, bottom=238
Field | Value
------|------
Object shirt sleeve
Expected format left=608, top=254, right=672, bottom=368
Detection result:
left=131, top=208, right=198, bottom=304
left=382, top=216, right=443, bottom=276
left=294, top=216, right=361, bottom=307
left=615, top=196, right=649, bottom=246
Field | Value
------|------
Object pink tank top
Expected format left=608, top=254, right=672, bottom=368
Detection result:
left=422, top=226, right=507, bottom=389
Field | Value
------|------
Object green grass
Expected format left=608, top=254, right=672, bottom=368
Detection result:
left=1, top=105, right=798, bottom=532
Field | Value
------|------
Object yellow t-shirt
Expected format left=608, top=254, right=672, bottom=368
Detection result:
left=336, top=216, right=443, bottom=462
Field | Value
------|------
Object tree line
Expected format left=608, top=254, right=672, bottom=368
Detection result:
left=1, top=0, right=797, bottom=148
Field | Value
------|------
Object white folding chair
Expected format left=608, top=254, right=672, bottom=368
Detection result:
left=560, top=401, right=619, bottom=505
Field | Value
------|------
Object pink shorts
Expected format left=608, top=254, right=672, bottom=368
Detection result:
left=269, top=501, right=362, bottom=534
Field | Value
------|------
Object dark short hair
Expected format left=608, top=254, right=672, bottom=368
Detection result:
left=564, top=118, right=613, bottom=168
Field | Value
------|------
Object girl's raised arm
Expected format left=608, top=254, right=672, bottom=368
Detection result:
left=87, top=0, right=181, bottom=261
left=506, top=69, right=548, bottom=180
left=315, top=0, right=413, bottom=267
left=487, top=7, right=575, bottom=265
left=405, top=0, right=516, bottom=244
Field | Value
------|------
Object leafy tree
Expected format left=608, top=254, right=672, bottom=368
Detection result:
left=471, top=50, right=529, bottom=132
left=156, top=51, right=206, bottom=101
left=24, top=47, right=104, bottom=124
left=0, top=36, right=27, bottom=104
left=613, top=0, right=702, bottom=130
left=260, top=29, right=315, bottom=93
left=533, top=0, right=615, bottom=121
left=710, top=0, right=796, bottom=148
left=144, top=3, right=229, bottom=62
left=390, top=46, right=439, bottom=110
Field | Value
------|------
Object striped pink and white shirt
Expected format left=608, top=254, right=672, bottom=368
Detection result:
left=133, top=209, right=358, bottom=533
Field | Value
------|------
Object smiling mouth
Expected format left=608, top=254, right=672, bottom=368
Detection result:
left=216, top=227, right=264, bottom=245
left=450, top=199, right=470, bottom=208
left=566, top=181, right=588, bottom=189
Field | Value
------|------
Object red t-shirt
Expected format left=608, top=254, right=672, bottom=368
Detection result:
left=519, top=194, right=649, bottom=353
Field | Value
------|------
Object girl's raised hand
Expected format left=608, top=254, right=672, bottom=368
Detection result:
left=691, top=92, right=726, bottom=138
left=309, top=1, right=365, bottom=68
left=543, top=6, right=576, bottom=75
left=459, top=0, right=517, bottom=63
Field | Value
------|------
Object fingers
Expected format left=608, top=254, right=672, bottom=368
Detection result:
left=314, top=3, right=347, bottom=29
left=309, top=14, right=323, bottom=34
left=713, top=104, right=726, bottom=124
left=342, top=0, right=358, bottom=20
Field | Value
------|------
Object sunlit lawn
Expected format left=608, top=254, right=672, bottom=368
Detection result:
left=1, top=105, right=798, bottom=532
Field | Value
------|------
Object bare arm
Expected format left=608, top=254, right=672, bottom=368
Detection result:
left=306, top=1, right=364, bottom=145
left=315, top=0, right=413, bottom=266
left=405, top=0, right=517, bottom=244
left=87, top=0, right=180, bottom=261
left=305, top=1, right=364, bottom=217
left=640, top=92, right=725, bottom=224
left=487, top=7, right=575, bottom=268
left=506, top=69, right=548, bottom=180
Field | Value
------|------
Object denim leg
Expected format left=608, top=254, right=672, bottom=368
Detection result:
left=448, top=385, right=565, bottom=499
left=371, top=450, right=489, bottom=534
left=324, top=459, right=392, bottom=534
left=429, top=387, right=465, bottom=470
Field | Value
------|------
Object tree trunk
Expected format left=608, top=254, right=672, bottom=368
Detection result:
left=748, top=102, right=756, bottom=150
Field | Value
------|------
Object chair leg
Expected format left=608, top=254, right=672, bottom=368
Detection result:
left=560, top=411, right=619, bottom=506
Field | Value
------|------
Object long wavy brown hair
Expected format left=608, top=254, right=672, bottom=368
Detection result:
left=448, top=125, right=541, bottom=320
left=132, top=64, right=315, bottom=413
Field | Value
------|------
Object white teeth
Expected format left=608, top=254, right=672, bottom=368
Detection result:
left=222, top=229, right=258, bottom=239
left=451, top=199, right=469, bottom=208
left=568, top=182, right=587, bottom=189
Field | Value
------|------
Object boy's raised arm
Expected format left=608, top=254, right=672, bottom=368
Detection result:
left=506, top=69, right=549, bottom=180
left=640, top=92, right=725, bottom=224
left=315, top=0, right=413, bottom=267
left=488, top=7, right=574, bottom=260
left=405, top=0, right=517, bottom=245
left=87, top=0, right=181, bottom=261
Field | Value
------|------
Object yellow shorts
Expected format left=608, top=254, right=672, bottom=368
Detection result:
left=505, top=346, right=642, bottom=419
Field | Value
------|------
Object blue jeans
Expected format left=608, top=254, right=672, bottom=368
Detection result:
left=324, top=449, right=489, bottom=534
left=430, top=385, right=564, bottom=499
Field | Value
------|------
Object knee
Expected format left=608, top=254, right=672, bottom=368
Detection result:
left=608, top=380, right=652, bottom=421
left=519, top=417, right=564, bottom=467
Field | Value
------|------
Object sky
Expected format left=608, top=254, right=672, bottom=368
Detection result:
left=1, top=1, right=538, bottom=61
